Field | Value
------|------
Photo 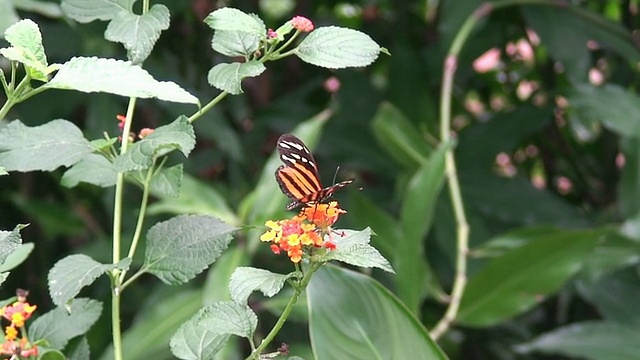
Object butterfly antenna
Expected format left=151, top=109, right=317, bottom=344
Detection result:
left=332, top=166, right=341, bottom=185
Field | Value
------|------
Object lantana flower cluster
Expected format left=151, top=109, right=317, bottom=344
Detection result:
left=260, top=201, right=346, bottom=263
left=0, top=289, right=38, bottom=358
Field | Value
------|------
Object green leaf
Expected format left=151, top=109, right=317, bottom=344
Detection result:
left=204, top=7, right=266, bottom=37
left=211, top=30, right=260, bottom=58
left=61, top=0, right=130, bottom=22
left=568, top=84, right=640, bottom=137
left=295, top=26, right=381, bottom=69
left=0, top=19, right=50, bottom=81
left=12, top=0, right=63, bottom=18
left=371, top=102, right=432, bottom=169
left=104, top=4, right=170, bottom=64
left=228, top=267, right=290, bottom=305
left=0, top=119, right=93, bottom=172
left=578, top=269, right=640, bottom=327
left=308, top=266, right=447, bottom=360
left=0, top=223, right=25, bottom=264
left=61, top=153, right=117, bottom=188
left=143, top=215, right=236, bottom=285
left=0, top=2, right=20, bottom=37
left=515, top=321, right=640, bottom=360
left=66, top=337, right=91, bottom=360
left=197, top=301, right=257, bottom=339
left=325, top=228, right=394, bottom=273
left=45, top=57, right=199, bottom=104
left=149, top=164, right=183, bottom=198
left=457, top=228, right=604, bottom=326
left=29, top=298, right=102, bottom=349
left=203, top=246, right=250, bottom=305
left=147, top=174, right=238, bottom=227
left=207, top=61, right=266, bottom=95
left=47, top=254, right=118, bottom=306
left=170, top=308, right=230, bottom=360
left=0, top=243, right=34, bottom=272
left=113, top=116, right=195, bottom=171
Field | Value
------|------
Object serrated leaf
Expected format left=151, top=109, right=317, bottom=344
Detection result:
left=207, top=61, right=265, bottom=95
left=170, top=308, right=230, bottom=360
left=48, top=254, right=116, bottom=306
left=0, top=243, right=34, bottom=272
left=0, top=119, right=93, bottom=172
left=61, top=153, right=117, bottom=188
left=204, top=8, right=266, bottom=37
left=295, top=26, right=381, bottom=69
left=1, top=19, right=49, bottom=81
left=113, top=116, right=195, bottom=171
left=228, top=267, right=290, bottom=305
left=0, top=224, right=25, bottom=264
left=28, top=298, right=102, bottom=349
left=149, top=164, right=183, bottom=197
left=61, top=0, right=131, bottom=22
left=197, top=301, right=257, bottom=339
left=104, top=4, right=170, bottom=64
left=45, top=57, right=199, bottom=104
left=211, top=30, right=260, bottom=58
left=325, top=228, right=395, bottom=273
left=143, top=215, right=236, bottom=285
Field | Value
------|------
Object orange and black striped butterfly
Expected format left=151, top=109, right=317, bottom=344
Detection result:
left=275, top=134, right=353, bottom=210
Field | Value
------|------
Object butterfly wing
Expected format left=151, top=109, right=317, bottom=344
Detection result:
left=275, top=134, right=323, bottom=209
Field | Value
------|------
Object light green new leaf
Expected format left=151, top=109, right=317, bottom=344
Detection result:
left=204, top=7, right=266, bottom=37
left=149, top=164, right=182, bottom=198
left=0, top=19, right=50, bottom=81
left=0, top=119, right=93, bottom=172
left=61, top=0, right=131, bottom=22
left=515, top=321, right=640, bottom=360
left=170, top=308, right=230, bottom=360
left=228, top=267, right=290, bottom=305
left=207, top=61, right=266, bottom=95
left=143, top=215, right=236, bottom=285
left=29, top=298, right=102, bottom=349
left=61, top=153, right=117, bottom=188
left=296, top=26, right=381, bottom=69
left=113, top=116, right=195, bottom=172
left=458, top=228, right=604, bottom=326
left=197, top=301, right=258, bottom=339
left=45, top=57, right=199, bottom=104
left=325, top=228, right=395, bottom=273
left=211, top=30, right=260, bottom=58
left=47, top=254, right=118, bottom=306
left=105, top=4, right=170, bottom=64
left=308, top=266, right=447, bottom=360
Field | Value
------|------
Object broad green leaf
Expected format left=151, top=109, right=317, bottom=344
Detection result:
left=211, top=30, right=260, bottom=58
left=348, top=192, right=399, bottom=258
left=296, top=26, right=382, bottom=69
left=35, top=348, right=66, bottom=360
left=457, top=228, right=604, bottom=326
left=579, top=231, right=640, bottom=281
left=12, top=0, right=63, bottom=18
left=0, top=119, right=93, bottom=172
left=45, top=57, right=199, bottom=104
left=143, top=215, right=236, bottom=285
left=396, top=141, right=448, bottom=313
left=228, top=267, right=290, bottom=305
left=0, top=243, right=34, bottom=272
left=104, top=4, right=170, bottom=64
left=61, top=0, right=130, bottom=22
left=203, top=246, right=250, bottom=305
left=207, top=61, right=266, bottom=95
left=170, top=308, right=230, bottom=360
left=371, top=102, right=432, bottom=169
left=308, top=266, right=447, bottom=360
left=61, top=153, right=117, bottom=188
left=0, top=2, right=19, bottom=37
left=0, top=224, right=25, bottom=263
left=471, top=226, right=564, bottom=258
left=66, top=337, right=91, bottom=360
left=568, top=84, right=640, bottom=137
left=515, top=321, right=640, bottom=360
left=204, top=7, right=266, bottom=37
left=147, top=174, right=238, bottom=227
left=0, top=19, right=50, bottom=81
left=578, top=269, right=640, bottom=327
left=47, top=254, right=118, bottom=306
left=197, top=301, right=257, bottom=339
left=325, top=228, right=395, bottom=273
left=149, top=164, right=182, bottom=198
left=113, top=116, right=195, bottom=172
left=29, top=298, right=102, bottom=349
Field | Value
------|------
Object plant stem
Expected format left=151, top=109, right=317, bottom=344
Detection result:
left=188, top=91, right=228, bottom=123
left=111, top=280, right=123, bottom=360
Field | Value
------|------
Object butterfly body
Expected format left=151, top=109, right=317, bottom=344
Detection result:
left=275, top=134, right=353, bottom=210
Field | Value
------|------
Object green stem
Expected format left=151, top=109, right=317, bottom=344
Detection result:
left=111, top=279, right=123, bottom=360
left=188, top=91, right=229, bottom=123
left=246, top=263, right=320, bottom=359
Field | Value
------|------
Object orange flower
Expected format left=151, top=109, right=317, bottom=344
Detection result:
left=291, top=16, right=314, bottom=32
left=1, top=301, right=36, bottom=328
left=0, top=338, right=38, bottom=357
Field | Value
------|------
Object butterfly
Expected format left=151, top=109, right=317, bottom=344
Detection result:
left=275, top=133, right=354, bottom=210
